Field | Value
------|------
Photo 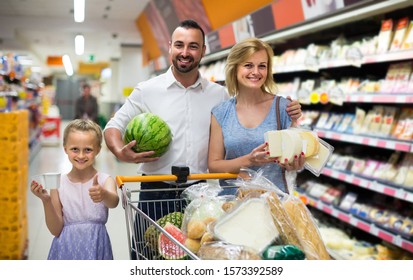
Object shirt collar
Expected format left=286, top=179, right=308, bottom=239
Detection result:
left=166, top=66, right=206, bottom=91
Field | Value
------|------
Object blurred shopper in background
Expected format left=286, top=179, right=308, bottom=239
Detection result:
left=75, top=83, right=99, bottom=123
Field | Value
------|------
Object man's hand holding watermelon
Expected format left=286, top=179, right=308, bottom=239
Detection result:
left=104, top=127, right=160, bottom=164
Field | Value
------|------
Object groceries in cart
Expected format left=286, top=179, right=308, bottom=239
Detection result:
left=143, top=211, right=185, bottom=258
left=138, top=168, right=330, bottom=260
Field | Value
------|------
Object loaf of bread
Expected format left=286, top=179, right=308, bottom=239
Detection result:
left=282, top=196, right=330, bottom=260
left=265, top=192, right=303, bottom=251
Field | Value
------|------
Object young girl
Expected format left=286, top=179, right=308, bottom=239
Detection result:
left=31, top=119, right=119, bottom=260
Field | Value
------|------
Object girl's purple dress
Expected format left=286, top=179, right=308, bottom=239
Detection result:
left=47, top=172, right=114, bottom=260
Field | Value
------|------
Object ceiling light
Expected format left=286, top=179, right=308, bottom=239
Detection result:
left=62, top=54, right=74, bottom=76
left=74, top=0, right=85, bottom=23
left=75, top=34, right=84, bottom=55
left=101, top=67, right=112, bottom=79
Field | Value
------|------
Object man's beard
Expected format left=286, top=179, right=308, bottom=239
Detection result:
left=172, top=56, right=200, bottom=73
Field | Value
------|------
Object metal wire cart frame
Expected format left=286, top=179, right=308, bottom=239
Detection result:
left=116, top=167, right=238, bottom=260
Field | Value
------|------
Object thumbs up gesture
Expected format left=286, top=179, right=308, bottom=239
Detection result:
left=89, top=174, right=105, bottom=203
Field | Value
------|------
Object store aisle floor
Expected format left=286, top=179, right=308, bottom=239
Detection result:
left=27, top=121, right=137, bottom=260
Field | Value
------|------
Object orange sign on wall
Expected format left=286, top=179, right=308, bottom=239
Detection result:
left=218, top=24, right=236, bottom=49
left=272, top=0, right=305, bottom=30
left=46, top=56, right=63, bottom=66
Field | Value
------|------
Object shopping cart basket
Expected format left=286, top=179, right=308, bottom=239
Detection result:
left=116, top=167, right=238, bottom=260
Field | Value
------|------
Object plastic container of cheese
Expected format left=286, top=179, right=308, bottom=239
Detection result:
left=304, top=137, right=334, bottom=177
left=264, top=128, right=334, bottom=176
left=213, top=198, right=280, bottom=253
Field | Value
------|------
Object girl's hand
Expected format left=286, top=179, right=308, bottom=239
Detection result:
left=30, top=180, right=50, bottom=201
left=89, top=175, right=105, bottom=203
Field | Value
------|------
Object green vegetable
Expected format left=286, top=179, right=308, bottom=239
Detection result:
left=262, top=245, right=305, bottom=260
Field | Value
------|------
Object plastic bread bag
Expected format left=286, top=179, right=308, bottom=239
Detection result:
left=180, top=183, right=236, bottom=248
left=197, top=241, right=261, bottom=260
left=223, top=167, right=284, bottom=199
left=281, top=175, right=331, bottom=260
left=223, top=168, right=305, bottom=252
left=262, top=191, right=305, bottom=253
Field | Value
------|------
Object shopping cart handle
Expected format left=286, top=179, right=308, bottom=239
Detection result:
left=115, top=173, right=238, bottom=188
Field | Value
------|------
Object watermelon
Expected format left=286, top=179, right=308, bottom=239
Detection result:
left=158, top=223, right=188, bottom=260
left=124, top=113, right=172, bottom=157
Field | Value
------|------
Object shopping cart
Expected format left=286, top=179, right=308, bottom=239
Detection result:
left=116, top=167, right=238, bottom=260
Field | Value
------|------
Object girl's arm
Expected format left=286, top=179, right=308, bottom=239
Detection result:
left=43, top=190, right=64, bottom=236
left=31, top=180, right=64, bottom=236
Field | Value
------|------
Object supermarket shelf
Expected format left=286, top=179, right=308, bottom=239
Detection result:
left=344, top=93, right=413, bottom=104
left=322, top=167, right=413, bottom=203
left=315, top=129, right=412, bottom=152
left=274, top=49, right=413, bottom=74
left=302, top=194, right=413, bottom=253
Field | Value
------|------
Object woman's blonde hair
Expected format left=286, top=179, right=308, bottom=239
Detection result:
left=225, top=37, right=277, bottom=96
left=63, top=119, right=102, bottom=148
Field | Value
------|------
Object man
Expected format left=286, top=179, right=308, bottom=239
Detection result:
left=74, top=83, right=99, bottom=123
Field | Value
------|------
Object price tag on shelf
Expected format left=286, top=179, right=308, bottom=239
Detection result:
left=395, top=188, right=406, bottom=200
left=351, top=176, right=361, bottom=186
left=317, top=200, right=324, bottom=210
left=369, top=138, right=378, bottom=146
left=370, top=181, right=383, bottom=193
left=349, top=215, right=358, bottom=226
left=393, top=235, right=403, bottom=247
left=346, top=173, right=354, bottom=183
left=405, top=191, right=413, bottom=203
left=370, top=224, right=379, bottom=236
left=359, top=178, right=369, bottom=188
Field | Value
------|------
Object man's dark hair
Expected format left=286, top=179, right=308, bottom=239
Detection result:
left=179, top=19, right=205, bottom=45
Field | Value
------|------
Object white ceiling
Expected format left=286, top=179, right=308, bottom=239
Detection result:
left=0, top=0, right=150, bottom=76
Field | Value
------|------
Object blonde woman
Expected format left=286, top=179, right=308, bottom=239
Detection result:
left=208, top=38, right=305, bottom=194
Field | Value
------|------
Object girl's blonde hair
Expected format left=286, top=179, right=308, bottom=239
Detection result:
left=225, top=37, right=277, bottom=96
left=63, top=119, right=102, bottom=148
